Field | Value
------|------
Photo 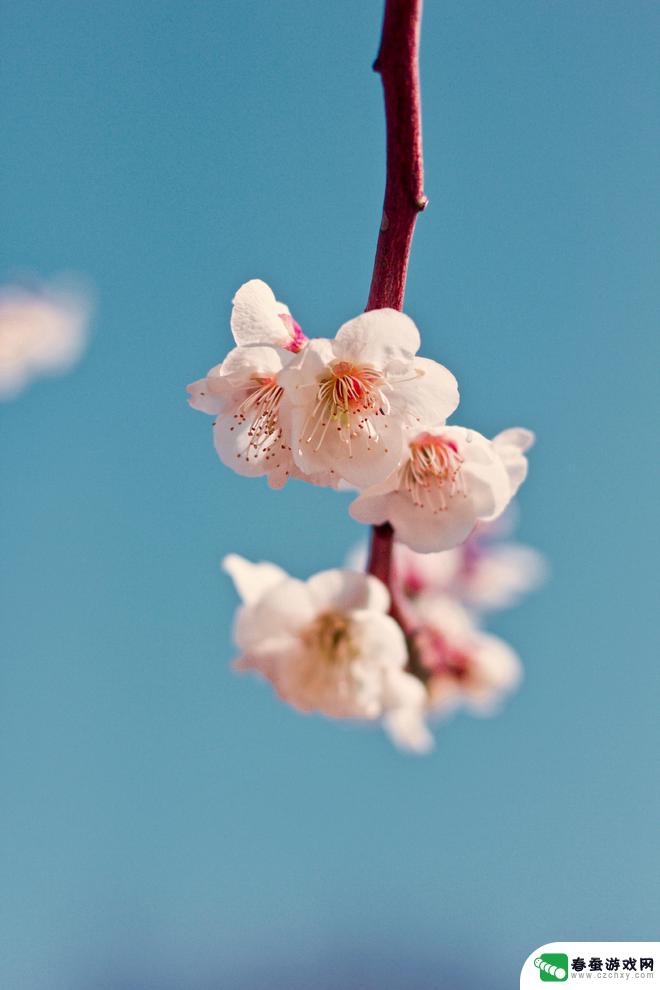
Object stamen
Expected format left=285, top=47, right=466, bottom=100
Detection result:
left=302, top=360, right=390, bottom=452
left=232, top=375, right=288, bottom=464
left=402, top=433, right=467, bottom=512
left=301, top=611, right=357, bottom=665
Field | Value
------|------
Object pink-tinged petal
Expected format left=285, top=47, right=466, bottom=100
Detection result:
left=306, top=569, right=391, bottom=614
left=186, top=377, right=224, bottom=414
left=278, top=312, right=308, bottom=352
left=231, top=279, right=302, bottom=349
left=334, top=309, right=420, bottom=370
left=222, top=554, right=288, bottom=605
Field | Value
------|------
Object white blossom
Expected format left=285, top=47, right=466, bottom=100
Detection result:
left=223, top=555, right=429, bottom=748
left=280, top=308, right=459, bottom=489
left=350, top=425, right=532, bottom=553
left=0, top=281, right=90, bottom=400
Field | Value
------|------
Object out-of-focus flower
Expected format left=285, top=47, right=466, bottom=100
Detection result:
left=392, top=520, right=546, bottom=612
left=0, top=280, right=91, bottom=400
left=350, top=426, right=530, bottom=553
left=407, top=594, right=522, bottom=718
left=231, top=279, right=308, bottom=352
left=223, top=554, right=431, bottom=751
left=280, top=308, right=459, bottom=489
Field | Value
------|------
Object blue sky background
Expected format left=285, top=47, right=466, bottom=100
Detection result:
left=1, top=1, right=659, bottom=987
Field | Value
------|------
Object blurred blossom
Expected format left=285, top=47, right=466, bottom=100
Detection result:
left=393, top=517, right=546, bottom=613
left=223, top=554, right=432, bottom=752
left=348, top=509, right=546, bottom=614
left=404, top=593, right=523, bottom=719
left=0, top=277, right=92, bottom=400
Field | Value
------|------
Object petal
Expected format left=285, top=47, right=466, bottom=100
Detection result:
left=334, top=309, right=420, bottom=369
left=350, top=610, right=408, bottom=668
left=353, top=489, right=479, bottom=554
left=234, top=577, right=315, bottom=650
left=186, top=377, right=224, bottom=414
left=459, top=544, right=547, bottom=610
left=349, top=492, right=392, bottom=527
left=494, top=427, right=535, bottom=454
left=277, top=338, right=335, bottom=401
left=444, top=426, right=513, bottom=520
left=306, top=569, right=390, bottom=614
left=222, top=553, right=288, bottom=605
left=290, top=403, right=405, bottom=489
left=213, top=415, right=294, bottom=483
left=220, top=344, right=284, bottom=381
left=393, top=357, right=460, bottom=427
left=384, top=705, right=434, bottom=754
left=493, top=427, right=534, bottom=496
left=230, top=279, right=293, bottom=348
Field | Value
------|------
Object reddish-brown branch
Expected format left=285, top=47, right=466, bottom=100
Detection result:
left=367, top=0, right=427, bottom=312
left=366, top=0, right=426, bottom=613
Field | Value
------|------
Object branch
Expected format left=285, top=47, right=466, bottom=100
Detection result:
left=366, top=0, right=426, bottom=610
left=367, top=0, right=427, bottom=312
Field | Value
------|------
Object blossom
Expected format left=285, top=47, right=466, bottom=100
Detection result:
left=0, top=281, right=90, bottom=400
left=350, top=425, right=532, bottom=553
left=406, top=594, right=522, bottom=717
left=223, top=554, right=431, bottom=751
left=188, top=345, right=296, bottom=488
left=230, top=279, right=307, bottom=352
left=392, top=517, right=546, bottom=612
left=280, top=308, right=459, bottom=488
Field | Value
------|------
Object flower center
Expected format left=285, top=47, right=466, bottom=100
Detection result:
left=278, top=312, right=308, bottom=353
left=402, top=433, right=466, bottom=512
left=301, top=610, right=357, bottom=666
left=303, top=360, right=390, bottom=452
left=231, top=375, right=287, bottom=463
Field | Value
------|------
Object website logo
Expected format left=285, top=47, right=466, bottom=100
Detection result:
left=521, top=943, right=659, bottom=987
left=534, top=953, right=568, bottom=982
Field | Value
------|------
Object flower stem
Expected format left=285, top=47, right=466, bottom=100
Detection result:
left=366, top=0, right=426, bottom=608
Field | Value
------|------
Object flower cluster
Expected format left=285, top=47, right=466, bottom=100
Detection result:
left=189, top=280, right=531, bottom=549
left=0, top=280, right=91, bottom=400
left=189, top=280, right=538, bottom=753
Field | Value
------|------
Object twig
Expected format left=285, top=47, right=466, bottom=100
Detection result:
left=367, top=0, right=427, bottom=312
